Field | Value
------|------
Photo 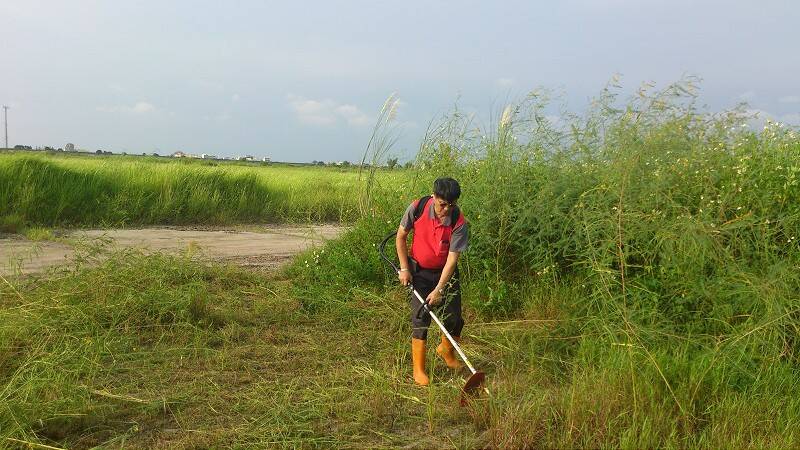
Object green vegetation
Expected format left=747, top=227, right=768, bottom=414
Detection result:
left=0, top=213, right=24, bottom=234
left=3, top=80, right=800, bottom=448
left=0, top=153, right=403, bottom=227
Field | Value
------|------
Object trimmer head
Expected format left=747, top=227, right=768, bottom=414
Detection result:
left=460, top=371, right=486, bottom=406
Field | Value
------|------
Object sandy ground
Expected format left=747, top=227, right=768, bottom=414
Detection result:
left=0, top=225, right=344, bottom=277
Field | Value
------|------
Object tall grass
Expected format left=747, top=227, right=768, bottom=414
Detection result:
left=358, top=92, right=402, bottom=218
left=294, top=79, right=800, bottom=445
left=3, top=80, right=800, bottom=447
left=0, top=154, right=403, bottom=227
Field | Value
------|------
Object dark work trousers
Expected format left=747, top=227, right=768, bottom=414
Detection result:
left=409, top=264, right=464, bottom=340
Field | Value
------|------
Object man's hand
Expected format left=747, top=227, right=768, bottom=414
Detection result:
left=426, top=288, right=444, bottom=306
left=398, top=270, right=413, bottom=286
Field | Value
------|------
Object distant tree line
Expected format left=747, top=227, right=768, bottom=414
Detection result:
left=309, top=158, right=412, bottom=169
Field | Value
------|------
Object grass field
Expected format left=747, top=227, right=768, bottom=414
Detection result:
left=0, top=152, right=404, bottom=229
left=3, top=81, right=800, bottom=448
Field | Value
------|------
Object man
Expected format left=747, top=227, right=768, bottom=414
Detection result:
left=396, top=177, right=469, bottom=386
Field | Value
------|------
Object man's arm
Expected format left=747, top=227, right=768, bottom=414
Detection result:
left=396, top=225, right=413, bottom=286
left=427, top=251, right=460, bottom=305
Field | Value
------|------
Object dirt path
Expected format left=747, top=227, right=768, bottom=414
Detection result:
left=0, top=225, right=344, bottom=276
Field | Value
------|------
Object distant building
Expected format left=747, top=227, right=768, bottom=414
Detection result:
left=262, top=157, right=271, bottom=162
left=201, top=153, right=218, bottom=159
left=65, top=143, right=75, bottom=152
left=172, top=151, right=187, bottom=158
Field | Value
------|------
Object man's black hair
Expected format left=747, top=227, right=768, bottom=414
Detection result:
left=433, top=177, right=461, bottom=202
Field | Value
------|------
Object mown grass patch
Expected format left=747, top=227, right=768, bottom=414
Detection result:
left=5, top=242, right=797, bottom=448
left=0, top=245, right=558, bottom=448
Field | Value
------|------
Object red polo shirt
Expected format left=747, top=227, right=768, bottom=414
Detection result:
left=401, top=196, right=467, bottom=270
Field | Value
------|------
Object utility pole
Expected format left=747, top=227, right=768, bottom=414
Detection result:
left=2, top=106, right=8, bottom=149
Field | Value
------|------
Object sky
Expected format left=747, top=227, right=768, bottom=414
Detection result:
left=1, top=0, right=799, bottom=162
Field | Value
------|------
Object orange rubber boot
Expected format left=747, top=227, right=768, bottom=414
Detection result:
left=436, top=335, right=464, bottom=369
left=411, top=338, right=430, bottom=386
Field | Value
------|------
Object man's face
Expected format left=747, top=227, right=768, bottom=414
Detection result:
left=432, top=195, right=457, bottom=219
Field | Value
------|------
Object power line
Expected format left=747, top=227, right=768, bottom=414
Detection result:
left=2, top=105, right=8, bottom=149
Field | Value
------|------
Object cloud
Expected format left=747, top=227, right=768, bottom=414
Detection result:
left=781, top=113, right=800, bottom=125
left=738, top=91, right=756, bottom=101
left=131, top=102, right=155, bottom=113
left=496, top=77, right=515, bottom=88
left=744, top=109, right=771, bottom=128
left=335, top=104, right=371, bottom=126
left=202, top=111, right=232, bottom=122
left=745, top=108, right=800, bottom=128
left=545, top=114, right=563, bottom=126
left=188, top=79, right=225, bottom=91
left=286, top=94, right=372, bottom=127
left=779, top=95, right=800, bottom=104
left=96, top=101, right=156, bottom=114
left=286, top=95, right=337, bottom=125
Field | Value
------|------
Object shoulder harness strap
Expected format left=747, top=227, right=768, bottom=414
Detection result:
left=413, top=195, right=430, bottom=221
